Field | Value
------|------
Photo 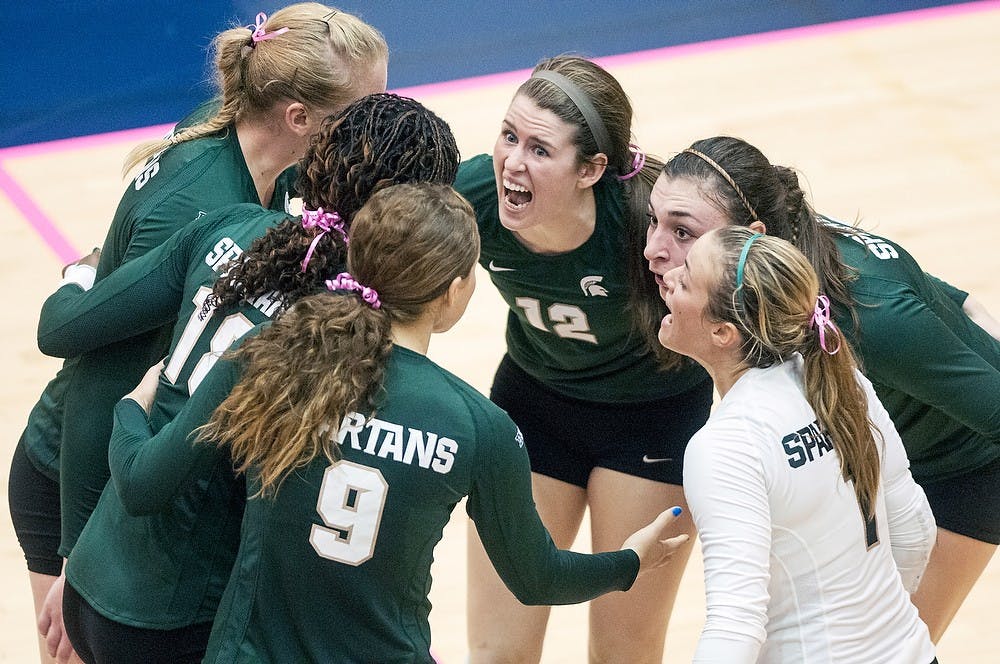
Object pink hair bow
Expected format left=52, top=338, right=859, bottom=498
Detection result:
left=810, top=295, right=841, bottom=355
left=300, top=207, right=348, bottom=272
left=250, top=12, right=289, bottom=43
left=326, top=272, right=381, bottom=309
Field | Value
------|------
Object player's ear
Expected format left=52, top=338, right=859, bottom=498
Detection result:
left=284, top=102, right=311, bottom=137
left=710, top=320, right=741, bottom=351
left=577, top=154, right=607, bottom=188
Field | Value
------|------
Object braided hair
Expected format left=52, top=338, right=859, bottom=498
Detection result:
left=207, top=93, right=461, bottom=314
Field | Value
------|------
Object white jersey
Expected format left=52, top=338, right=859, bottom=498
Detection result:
left=685, top=355, right=936, bottom=664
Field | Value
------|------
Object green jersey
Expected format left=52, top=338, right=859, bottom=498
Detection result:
left=47, top=204, right=288, bottom=628
left=454, top=154, right=705, bottom=402
left=828, top=220, right=1000, bottom=482
left=110, top=343, right=639, bottom=663
left=27, top=112, right=294, bottom=556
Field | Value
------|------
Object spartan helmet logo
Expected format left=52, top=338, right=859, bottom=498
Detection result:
left=580, top=275, right=608, bottom=297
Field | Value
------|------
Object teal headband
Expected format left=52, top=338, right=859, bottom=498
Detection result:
left=735, top=233, right=763, bottom=307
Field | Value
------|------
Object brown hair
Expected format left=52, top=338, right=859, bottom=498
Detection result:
left=519, top=55, right=680, bottom=368
left=199, top=183, right=479, bottom=495
left=662, top=136, right=857, bottom=328
left=123, top=3, right=387, bottom=174
left=707, top=226, right=880, bottom=518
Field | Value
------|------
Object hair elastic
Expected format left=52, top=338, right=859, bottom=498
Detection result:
left=735, top=232, right=763, bottom=308
left=616, top=143, right=646, bottom=181
left=530, top=70, right=612, bottom=157
left=810, top=295, right=842, bottom=355
left=300, top=207, right=348, bottom=272
left=326, top=272, right=381, bottom=309
left=249, top=12, right=289, bottom=44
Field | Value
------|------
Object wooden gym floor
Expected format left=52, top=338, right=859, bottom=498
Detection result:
left=1, top=3, right=998, bottom=661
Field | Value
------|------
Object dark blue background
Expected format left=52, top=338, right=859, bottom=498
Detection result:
left=0, top=1, right=965, bottom=147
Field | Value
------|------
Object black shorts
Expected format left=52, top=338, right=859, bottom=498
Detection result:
left=63, top=581, right=212, bottom=664
left=8, top=434, right=63, bottom=576
left=489, top=354, right=713, bottom=487
left=919, top=456, right=1000, bottom=545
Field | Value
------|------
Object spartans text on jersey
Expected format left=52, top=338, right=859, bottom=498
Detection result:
left=335, top=413, right=457, bottom=474
left=781, top=420, right=834, bottom=469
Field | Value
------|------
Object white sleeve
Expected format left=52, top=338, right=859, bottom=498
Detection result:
left=685, top=420, right=770, bottom=663
left=59, top=263, right=96, bottom=290
left=863, top=373, right=936, bottom=592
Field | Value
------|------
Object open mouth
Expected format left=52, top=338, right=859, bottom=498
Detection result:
left=503, top=179, right=533, bottom=209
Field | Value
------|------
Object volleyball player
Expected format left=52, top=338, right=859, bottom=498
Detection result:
left=645, top=135, right=1000, bottom=643
left=658, top=226, right=936, bottom=662
left=110, top=183, right=690, bottom=663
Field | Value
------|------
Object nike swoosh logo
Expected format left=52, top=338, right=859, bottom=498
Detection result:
left=488, top=260, right=516, bottom=272
left=641, top=455, right=672, bottom=464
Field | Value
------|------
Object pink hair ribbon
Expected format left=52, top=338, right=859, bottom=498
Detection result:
left=810, top=295, right=841, bottom=355
left=250, top=12, right=289, bottom=43
left=300, top=206, right=348, bottom=272
left=326, top=272, right=381, bottom=309
left=616, top=143, right=647, bottom=181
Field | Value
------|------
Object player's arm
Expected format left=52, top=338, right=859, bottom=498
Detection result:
left=924, top=272, right=968, bottom=307
left=961, top=295, right=1000, bottom=341
left=37, top=224, right=196, bottom=357
left=109, top=354, right=241, bottom=515
left=466, top=414, right=637, bottom=605
left=855, top=290, right=1000, bottom=441
left=685, top=423, right=770, bottom=663
left=860, top=373, right=935, bottom=591
left=924, top=273, right=1000, bottom=341
left=466, top=408, right=686, bottom=605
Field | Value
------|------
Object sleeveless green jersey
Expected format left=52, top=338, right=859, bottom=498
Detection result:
left=27, top=109, right=295, bottom=556
left=47, top=204, right=290, bottom=628
left=109, top=344, right=639, bottom=662
left=828, top=219, right=1000, bottom=482
left=455, top=154, right=705, bottom=403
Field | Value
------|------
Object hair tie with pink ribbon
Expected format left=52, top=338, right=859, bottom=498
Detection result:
left=810, top=295, right=841, bottom=355
left=249, top=12, right=288, bottom=44
left=326, top=272, right=381, bottom=309
left=300, top=206, right=348, bottom=272
left=616, top=143, right=646, bottom=181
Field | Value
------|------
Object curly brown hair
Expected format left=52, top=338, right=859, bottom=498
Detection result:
left=199, top=183, right=478, bottom=495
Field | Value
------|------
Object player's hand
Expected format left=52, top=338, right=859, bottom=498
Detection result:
left=37, top=572, right=82, bottom=663
left=123, top=360, right=165, bottom=414
left=61, top=247, right=101, bottom=277
left=621, top=506, right=691, bottom=577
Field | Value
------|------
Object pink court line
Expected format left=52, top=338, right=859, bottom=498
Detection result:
left=3, top=0, right=996, bottom=262
left=0, top=124, right=172, bottom=264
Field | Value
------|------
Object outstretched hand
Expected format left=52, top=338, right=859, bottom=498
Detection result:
left=123, top=359, right=166, bottom=414
left=621, top=506, right=691, bottom=577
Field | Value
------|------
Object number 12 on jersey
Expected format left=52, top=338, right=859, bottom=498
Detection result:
left=515, top=296, right=597, bottom=344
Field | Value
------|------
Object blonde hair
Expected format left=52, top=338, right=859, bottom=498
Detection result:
left=707, top=227, right=881, bottom=518
left=199, top=184, right=479, bottom=496
left=123, top=3, right=387, bottom=174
